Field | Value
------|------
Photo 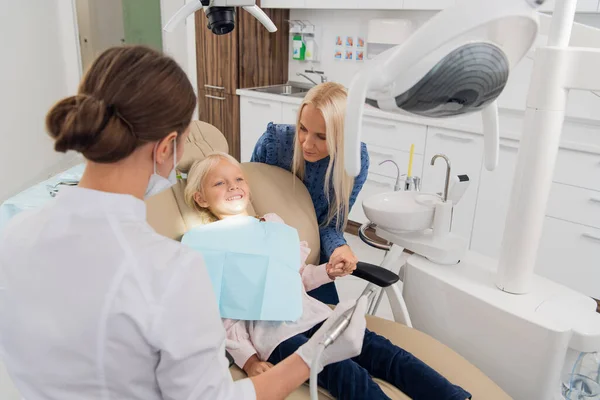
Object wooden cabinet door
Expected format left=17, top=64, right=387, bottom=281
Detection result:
left=195, top=11, right=238, bottom=94
left=198, top=90, right=240, bottom=160
left=238, top=5, right=289, bottom=89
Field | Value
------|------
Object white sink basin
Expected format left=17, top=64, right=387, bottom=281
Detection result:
left=363, top=191, right=441, bottom=232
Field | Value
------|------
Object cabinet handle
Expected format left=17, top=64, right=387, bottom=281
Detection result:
left=249, top=100, right=272, bottom=107
left=205, top=94, right=225, bottom=101
left=590, top=197, right=600, bottom=204
left=499, top=142, right=519, bottom=151
left=364, top=119, right=396, bottom=130
left=582, top=232, right=600, bottom=242
left=205, top=84, right=225, bottom=91
left=435, top=133, right=475, bottom=143
left=370, top=150, right=395, bottom=159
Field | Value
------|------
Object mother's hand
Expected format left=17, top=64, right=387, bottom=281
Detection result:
left=326, top=245, right=358, bottom=279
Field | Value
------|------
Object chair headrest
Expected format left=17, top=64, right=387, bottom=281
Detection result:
left=177, top=120, right=229, bottom=173
left=147, top=121, right=321, bottom=265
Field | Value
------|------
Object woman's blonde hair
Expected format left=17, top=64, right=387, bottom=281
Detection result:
left=184, top=152, right=242, bottom=223
left=292, top=82, right=354, bottom=231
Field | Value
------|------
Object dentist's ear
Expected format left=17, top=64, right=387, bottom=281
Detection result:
left=193, top=191, right=210, bottom=208
left=154, top=131, right=178, bottom=164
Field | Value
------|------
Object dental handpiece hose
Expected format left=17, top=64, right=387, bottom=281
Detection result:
left=310, top=288, right=377, bottom=400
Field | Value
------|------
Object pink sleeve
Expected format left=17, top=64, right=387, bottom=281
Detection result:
left=300, top=263, right=333, bottom=292
left=222, top=319, right=257, bottom=369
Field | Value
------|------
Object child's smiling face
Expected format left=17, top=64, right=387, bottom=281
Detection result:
left=194, top=159, right=250, bottom=219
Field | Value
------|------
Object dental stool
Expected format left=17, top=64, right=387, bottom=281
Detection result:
left=145, top=120, right=510, bottom=400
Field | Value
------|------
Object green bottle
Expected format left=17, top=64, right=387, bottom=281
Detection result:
left=292, top=34, right=306, bottom=60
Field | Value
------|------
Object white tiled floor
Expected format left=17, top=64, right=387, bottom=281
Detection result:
left=0, top=234, right=396, bottom=399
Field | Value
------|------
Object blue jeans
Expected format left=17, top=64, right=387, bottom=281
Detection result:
left=268, top=323, right=472, bottom=400
left=307, top=282, right=339, bottom=306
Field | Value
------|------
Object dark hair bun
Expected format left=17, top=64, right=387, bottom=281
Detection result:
left=46, top=94, right=137, bottom=163
left=46, top=95, right=106, bottom=153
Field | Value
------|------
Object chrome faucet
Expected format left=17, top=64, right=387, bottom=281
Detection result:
left=296, top=67, right=327, bottom=85
left=379, top=159, right=421, bottom=192
left=296, top=72, right=319, bottom=86
left=430, top=154, right=451, bottom=202
left=379, top=160, right=402, bottom=191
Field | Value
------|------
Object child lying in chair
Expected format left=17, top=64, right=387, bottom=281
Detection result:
left=183, top=152, right=471, bottom=400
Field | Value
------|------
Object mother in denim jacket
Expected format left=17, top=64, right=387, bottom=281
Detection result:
left=251, top=82, right=370, bottom=305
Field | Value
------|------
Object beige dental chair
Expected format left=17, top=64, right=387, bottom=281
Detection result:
left=145, top=121, right=510, bottom=400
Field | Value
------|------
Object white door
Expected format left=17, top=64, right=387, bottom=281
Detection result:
left=470, top=138, right=519, bottom=257
left=422, top=127, right=484, bottom=241
left=281, top=103, right=301, bottom=125
left=239, top=97, right=282, bottom=162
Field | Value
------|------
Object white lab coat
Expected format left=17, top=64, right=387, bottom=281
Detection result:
left=0, top=186, right=255, bottom=400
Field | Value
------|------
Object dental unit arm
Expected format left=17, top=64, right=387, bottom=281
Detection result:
left=163, top=0, right=276, bottom=35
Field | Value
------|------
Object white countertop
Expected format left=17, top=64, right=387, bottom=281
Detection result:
left=236, top=88, right=600, bottom=154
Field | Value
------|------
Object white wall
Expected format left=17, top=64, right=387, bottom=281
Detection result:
left=289, top=9, right=600, bottom=122
left=0, top=0, right=82, bottom=203
left=160, top=0, right=198, bottom=118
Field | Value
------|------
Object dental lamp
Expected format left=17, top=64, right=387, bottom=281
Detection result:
left=345, top=0, right=540, bottom=178
left=163, top=0, right=277, bottom=35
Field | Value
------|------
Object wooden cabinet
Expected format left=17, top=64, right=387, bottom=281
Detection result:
left=198, top=90, right=240, bottom=158
left=195, top=3, right=289, bottom=160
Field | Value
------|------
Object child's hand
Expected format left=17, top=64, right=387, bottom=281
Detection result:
left=327, top=262, right=352, bottom=279
left=245, top=360, right=273, bottom=377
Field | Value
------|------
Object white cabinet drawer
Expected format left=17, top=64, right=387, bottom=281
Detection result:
left=349, top=174, right=395, bottom=224
left=423, top=127, right=483, bottom=241
left=361, top=116, right=426, bottom=153
left=403, top=0, right=454, bottom=9
left=281, top=103, right=300, bottom=125
left=536, top=217, right=600, bottom=299
left=368, top=144, right=424, bottom=181
left=261, top=0, right=306, bottom=7
left=304, top=0, right=358, bottom=8
left=239, top=97, right=282, bottom=162
left=554, top=148, right=600, bottom=192
left=547, top=184, right=600, bottom=229
left=357, top=0, right=405, bottom=9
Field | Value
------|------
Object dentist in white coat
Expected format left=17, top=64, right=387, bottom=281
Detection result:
left=0, top=45, right=367, bottom=400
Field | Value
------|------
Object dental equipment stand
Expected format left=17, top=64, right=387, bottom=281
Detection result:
left=341, top=0, right=600, bottom=398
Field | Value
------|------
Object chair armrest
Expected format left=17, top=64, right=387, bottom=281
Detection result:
left=226, top=351, right=235, bottom=368
left=352, top=262, right=399, bottom=288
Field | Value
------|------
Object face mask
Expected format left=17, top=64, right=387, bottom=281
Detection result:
left=145, top=137, right=179, bottom=199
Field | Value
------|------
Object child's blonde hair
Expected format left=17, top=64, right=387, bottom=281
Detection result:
left=184, top=152, right=242, bottom=222
left=292, top=82, right=354, bottom=231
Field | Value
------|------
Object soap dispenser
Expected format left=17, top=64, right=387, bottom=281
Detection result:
left=292, top=33, right=305, bottom=61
